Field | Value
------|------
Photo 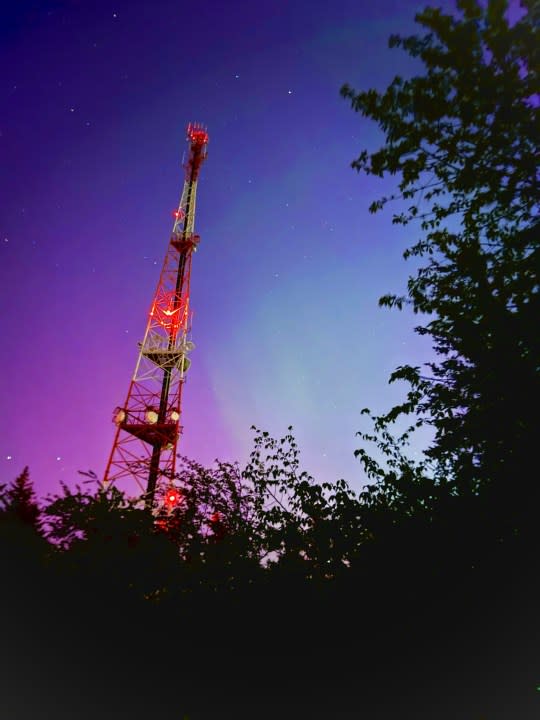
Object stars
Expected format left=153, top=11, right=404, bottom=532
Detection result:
left=287, top=89, right=293, bottom=95
left=113, top=12, right=119, bottom=19
left=56, top=456, right=62, bottom=461
left=6, top=455, right=12, bottom=461
left=234, top=74, right=240, bottom=79
left=69, top=107, right=76, bottom=113
left=3, top=237, right=8, bottom=243
left=322, top=219, right=335, bottom=232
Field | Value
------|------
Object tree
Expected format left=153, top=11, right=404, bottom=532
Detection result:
left=341, top=0, right=539, bottom=550
left=43, top=482, right=183, bottom=602
left=0, top=466, right=50, bottom=606
left=155, top=455, right=262, bottom=595
left=0, top=466, right=42, bottom=530
left=242, top=427, right=364, bottom=583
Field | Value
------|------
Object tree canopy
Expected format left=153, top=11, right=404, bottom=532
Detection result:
left=341, top=0, right=539, bottom=539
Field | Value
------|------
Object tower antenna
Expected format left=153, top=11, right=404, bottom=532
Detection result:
left=103, top=123, right=209, bottom=509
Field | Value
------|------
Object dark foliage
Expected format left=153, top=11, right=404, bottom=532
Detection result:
left=0, top=465, right=48, bottom=582
left=1, top=465, right=42, bottom=530
left=342, top=0, right=539, bottom=551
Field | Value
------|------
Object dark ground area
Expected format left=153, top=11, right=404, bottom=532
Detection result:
left=3, top=540, right=539, bottom=720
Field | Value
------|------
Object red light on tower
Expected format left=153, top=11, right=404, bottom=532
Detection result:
left=165, top=488, right=180, bottom=507
left=187, top=122, right=209, bottom=146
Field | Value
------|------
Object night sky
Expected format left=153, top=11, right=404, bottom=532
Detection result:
left=1, top=0, right=457, bottom=500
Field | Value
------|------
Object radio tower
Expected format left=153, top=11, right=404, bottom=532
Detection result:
left=103, top=123, right=209, bottom=509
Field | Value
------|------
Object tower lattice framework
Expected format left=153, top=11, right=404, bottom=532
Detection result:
left=104, top=123, right=209, bottom=507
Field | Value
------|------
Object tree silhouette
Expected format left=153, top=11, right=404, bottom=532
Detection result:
left=0, top=465, right=42, bottom=530
left=0, top=465, right=46, bottom=573
left=342, top=0, right=539, bottom=562
left=0, top=466, right=50, bottom=635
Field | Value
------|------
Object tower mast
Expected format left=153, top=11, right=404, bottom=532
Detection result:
left=104, top=123, right=209, bottom=508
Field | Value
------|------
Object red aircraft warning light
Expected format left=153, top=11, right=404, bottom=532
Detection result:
left=187, top=122, right=209, bottom=146
left=165, top=488, right=180, bottom=507
left=184, top=123, right=208, bottom=181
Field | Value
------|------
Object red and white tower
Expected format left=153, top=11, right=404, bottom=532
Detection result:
left=104, top=123, right=209, bottom=508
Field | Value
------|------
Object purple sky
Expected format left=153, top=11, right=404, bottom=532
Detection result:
left=1, top=0, right=461, bottom=500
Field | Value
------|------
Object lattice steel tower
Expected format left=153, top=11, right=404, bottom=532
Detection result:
left=104, top=123, right=209, bottom=508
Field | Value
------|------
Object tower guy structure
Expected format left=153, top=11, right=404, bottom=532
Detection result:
left=104, top=123, right=209, bottom=508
